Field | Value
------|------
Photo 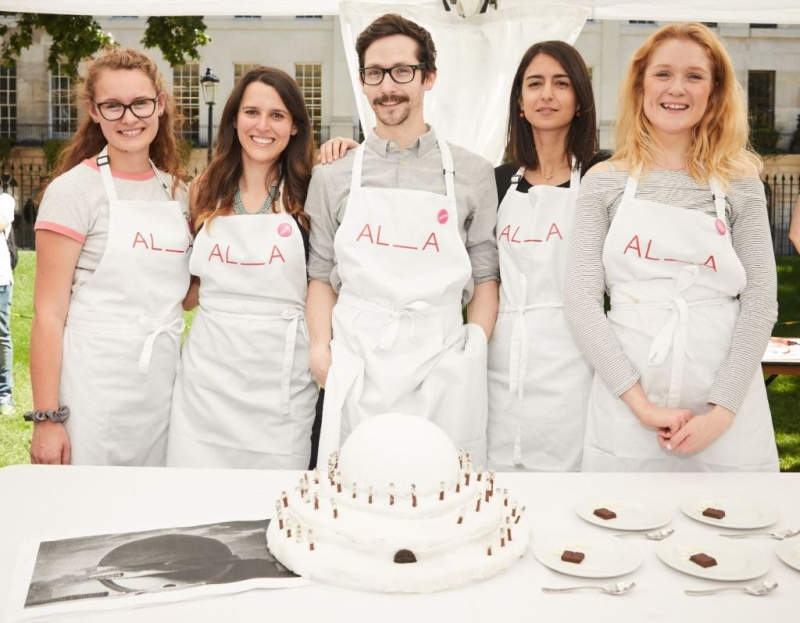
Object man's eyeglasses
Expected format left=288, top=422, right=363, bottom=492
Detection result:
left=359, top=64, right=426, bottom=86
left=94, top=97, right=159, bottom=121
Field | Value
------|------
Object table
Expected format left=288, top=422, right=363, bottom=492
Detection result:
left=0, top=466, right=798, bottom=623
left=762, top=337, right=800, bottom=385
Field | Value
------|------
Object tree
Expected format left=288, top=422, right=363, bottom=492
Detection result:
left=0, top=13, right=211, bottom=76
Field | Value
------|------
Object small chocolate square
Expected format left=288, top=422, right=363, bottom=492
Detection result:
left=561, top=550, right=585, bottom=564
left=689, top=553, right=717, bottom=568
left=593, top=507, right=617, bottom=520
left=702, top=507, right=725, bottom=520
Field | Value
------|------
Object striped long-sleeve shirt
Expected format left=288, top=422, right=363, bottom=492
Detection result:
left=564, top=169, right=777, bottom=414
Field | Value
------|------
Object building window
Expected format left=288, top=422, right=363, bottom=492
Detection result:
left=295, top=15, right=323, bottom=20
left=0, top=66, right=16, bottom=139
left=234, top=63, right=261, bottom=84
left=750, top=23, right=777, bottom=29
left=628, top=20, right=655, bottom=24
left=50, top=65, right=76, bottom=139
left=748, top=70, right=775, bottom=129
left=173, top=63, right=199, bottom=143
left=234, top=15, right=262, bottom=20
left=295, top=63, right=322, bottom=146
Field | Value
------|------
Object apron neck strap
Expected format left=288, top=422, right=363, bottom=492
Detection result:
left=569, top=156, right=581, bottom=190
left=622, top=170, right=640, bottom=203
left=436, top=133, right=456, bottom=200
left=95, top=145, right=171, bottom=202
left=709, top=177, right=726, bottom=223
left=510, top=166, right=525, bottom=190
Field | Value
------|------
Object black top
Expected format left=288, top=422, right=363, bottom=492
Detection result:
left=494, top=151, right=612, bottom=205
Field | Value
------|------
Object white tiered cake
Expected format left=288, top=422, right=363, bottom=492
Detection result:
left=267, top=413, right=531, bottom=593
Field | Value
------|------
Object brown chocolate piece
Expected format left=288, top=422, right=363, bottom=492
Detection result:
left=393, top=549, right=417, bottom=564
left=593, top=507, right=617, bottom=520
left=702, top=507, right=725, bottom=520
left=561, top=550, right=585, bottom=564
left=689, top=553, right=717, bottom=568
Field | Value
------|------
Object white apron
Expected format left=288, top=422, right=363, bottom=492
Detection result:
left=488, top=164, right=592, bottom=471
left=168, top=209, right=317, bottom=469
left=318, top=135, right=488, bottom=465
left=61, top=147, right=191, bottom=465
left=582, top=173, right=779, bottom=472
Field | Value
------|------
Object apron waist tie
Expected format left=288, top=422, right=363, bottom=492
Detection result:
left=138, top=316, right=185, bottom=373
left=499, top=301, right=564, bottom=399
left=279, top=308, right=306, bottom=418
left=337, top=292, right=462, bottom=352
left=612, top=294, right=734, bottom=407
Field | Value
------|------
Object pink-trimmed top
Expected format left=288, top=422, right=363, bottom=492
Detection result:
left=82, top=158, right=155, bottom=181
left=34, top=220, right=86, bottom=243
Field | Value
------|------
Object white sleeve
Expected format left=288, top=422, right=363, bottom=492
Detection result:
left=0, top=193, right=14, bottom=238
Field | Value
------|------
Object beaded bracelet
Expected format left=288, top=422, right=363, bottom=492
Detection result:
left=23, top=406, right=70, bottom=423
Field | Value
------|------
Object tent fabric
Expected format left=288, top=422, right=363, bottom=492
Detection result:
left=0, top=0, right=799, bottom=22
left=339, top=1, right=589, bottom=163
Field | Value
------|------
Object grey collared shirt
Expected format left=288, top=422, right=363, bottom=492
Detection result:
left=305, top=129, right=499, bottom=302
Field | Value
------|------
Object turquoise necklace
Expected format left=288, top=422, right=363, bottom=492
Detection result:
left=233, top=183, right=279, bottom=215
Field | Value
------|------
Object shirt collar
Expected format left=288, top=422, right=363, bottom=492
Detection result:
left=365, top=126, right=438, bottom=158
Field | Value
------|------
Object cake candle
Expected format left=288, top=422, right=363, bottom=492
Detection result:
left=368, top=486, right=374, bottom=504
left=352, top=482, right=357, bottom=499
left=411, top=484, right=417, bottom=508
left=389, top=482, right=396, bottom=506
left=439, top=481, right=445, bottom=501
left=336, top=471, right=342, bottom=493
left=308, top=528, right=315, bottom=551
left=457, top=507, right=465, bottom=524
left=511, top=502, right=517, bottom=517
left=503, top=489, right=509, bottom=507
left=331, top=499, right=338, bottom=519
left=475, top=494, right=481, bottom=512
left=465, top=472, right=471, bottom=487
left=281, top=491, right=288, bottom=508
left=499, top=527, right=505, bottom=547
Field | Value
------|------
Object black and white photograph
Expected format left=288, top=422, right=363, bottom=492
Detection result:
left=22, top=519, right=298, bottom=610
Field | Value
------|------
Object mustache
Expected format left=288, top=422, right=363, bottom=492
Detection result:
left=373, top=95, right=409, bottom=106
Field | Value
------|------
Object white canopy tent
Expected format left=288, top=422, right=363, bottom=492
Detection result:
left=0, top=1, right=798, bottom=22
left=0, top=1, right=797, bottom=160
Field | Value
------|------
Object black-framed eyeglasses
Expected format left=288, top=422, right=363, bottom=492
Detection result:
left=94, top=97, right=159, bottom=121
left=359, top=64, right=426, bottom=85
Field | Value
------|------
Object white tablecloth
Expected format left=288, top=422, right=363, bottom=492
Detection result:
left=0, top=466, right=798, bottom=622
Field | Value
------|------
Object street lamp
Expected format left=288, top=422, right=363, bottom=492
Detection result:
left=200, top=67, right=220, bottom=164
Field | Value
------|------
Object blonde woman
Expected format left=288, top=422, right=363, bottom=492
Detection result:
left=30, top=48, right=191, bottom=465
left=565, top=23, right=779, bottom=471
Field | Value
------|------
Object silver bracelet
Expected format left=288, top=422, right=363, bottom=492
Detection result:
left=23, top=406, right=70, bottom=423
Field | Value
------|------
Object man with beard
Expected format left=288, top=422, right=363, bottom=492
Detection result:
left=306, top=13, right=498, bottom=465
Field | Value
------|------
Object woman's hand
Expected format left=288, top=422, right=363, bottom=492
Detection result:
left=309, top=342, right=332, bottom=388
left=659, top=405, right=734, bottom=454
left=317, top=137, right=359, bottom=164
left=621, top=382, right=692, bottom=435
left=30, top=421, right=71, bottom=464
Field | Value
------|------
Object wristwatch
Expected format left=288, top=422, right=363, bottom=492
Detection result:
left=23, top=406, right=70, bottom=423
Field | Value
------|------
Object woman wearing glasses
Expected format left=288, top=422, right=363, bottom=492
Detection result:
left=167, top=67, right=318, bottom=469
left=30, top=47, right=191, bottom=465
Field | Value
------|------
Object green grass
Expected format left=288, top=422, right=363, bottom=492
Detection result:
left=1, top=252, right=799, bottom=470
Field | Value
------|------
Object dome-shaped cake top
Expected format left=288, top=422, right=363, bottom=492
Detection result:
left=337, top=413, right=461, bottom=498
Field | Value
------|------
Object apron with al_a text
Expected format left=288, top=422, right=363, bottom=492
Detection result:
left=318, top=136, right=488, bottom=465
left=168, top=209, right=317, bottom=468
left=62, top=146, right=191, bottom=465
left=582, top=173, right=778, bottom=472
left=488, top=164, right=592, bottom=471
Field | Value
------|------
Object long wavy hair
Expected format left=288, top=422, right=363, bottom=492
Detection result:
left=51, top=46, right=183, bottom=195
left=614, top=22, right=761, bottom=185
left=505, top=40, right=597, bottom=173
left=191, top=67, right=313, bottom=231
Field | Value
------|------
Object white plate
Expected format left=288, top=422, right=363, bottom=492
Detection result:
left=776, top=539, right=800, bottom=572
left=656, top=537, right=770, bottom=581
left=532, top=532, right=643, bottom=578
left=575, top=497, right=671, bottom=531
left=679, top=498, right=778, bottom=529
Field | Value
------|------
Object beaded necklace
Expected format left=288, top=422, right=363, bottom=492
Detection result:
left=233, top=183, right=279, bottom=215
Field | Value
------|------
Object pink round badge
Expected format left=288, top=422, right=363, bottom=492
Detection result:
left=715, top=218, right=726, bottom=236
left=437, top=209, right=449, bottom=224
left=278, top=223, right=293, bottom=237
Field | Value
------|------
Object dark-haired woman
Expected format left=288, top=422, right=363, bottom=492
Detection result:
left=487, top=41, right=608, bottom=471
left=167, top=67, right=317, bottom=469
left=30, top=47, right=191, bottom=465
